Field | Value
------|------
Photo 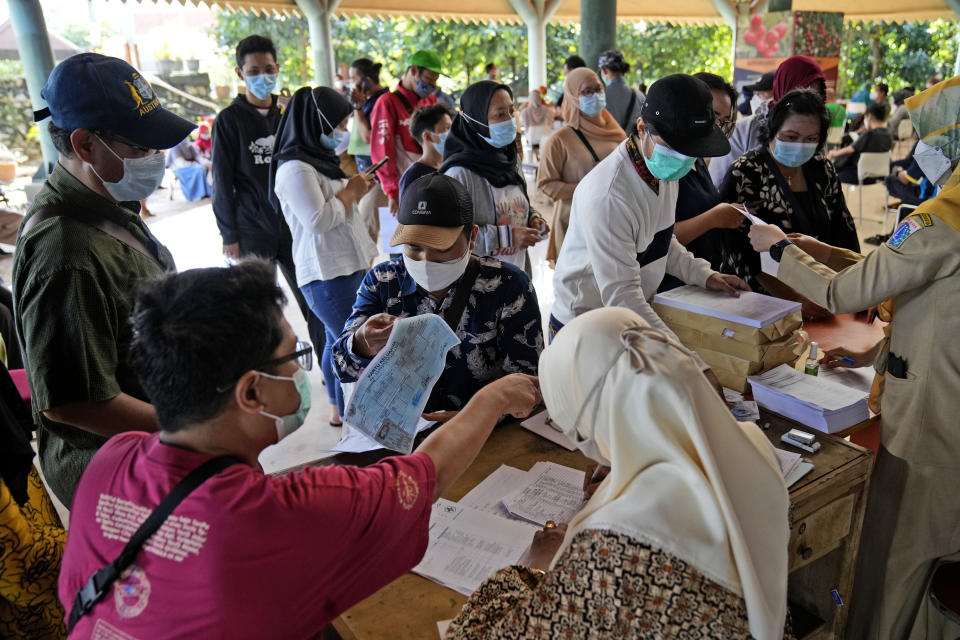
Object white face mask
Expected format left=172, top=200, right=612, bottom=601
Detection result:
left=869, top=91, right=879, bottom=100
left=914, top=139, right=954, bottom=185
left=90, top=135, right=165, bottom=202
left=750, top=94, right=764, bottom=114
left=403, top=247, right=470, bottom=291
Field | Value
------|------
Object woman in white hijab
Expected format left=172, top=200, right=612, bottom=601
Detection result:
left=445, top=307, right=792, bottom=640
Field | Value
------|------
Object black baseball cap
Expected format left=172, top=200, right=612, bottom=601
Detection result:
left=640, top=74, right=731, bottom=158
left=34, top=53, right=195, bottom=150
left=391, top=174, right=474, bottom=249
left=744, top=71, right=776, bottom=92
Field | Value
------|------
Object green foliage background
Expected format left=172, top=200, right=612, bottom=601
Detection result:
left=209, top=10, right=958, bottom=99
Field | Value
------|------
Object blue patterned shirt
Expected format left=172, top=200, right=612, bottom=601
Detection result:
left=333, top=256, right=543, bottom=411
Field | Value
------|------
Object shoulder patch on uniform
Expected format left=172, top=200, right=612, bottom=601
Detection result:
left=919, top=212, right=934, bottom=227
left=888, top=217, right=923, bottom=248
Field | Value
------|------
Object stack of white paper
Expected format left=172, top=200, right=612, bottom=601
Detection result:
left=412, top=499, right=539, bottom=595
left=501, top=462, right=588, bottom=526
left=819, top=365, right=876, bottom=395
left=748, top=364, right=870, bottom=433
left=652, top=285, right=801, bottom=328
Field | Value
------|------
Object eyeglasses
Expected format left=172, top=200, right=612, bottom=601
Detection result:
left=258, top=340, right=314, bottom=372
left=215, top=340, right=313, bottom=393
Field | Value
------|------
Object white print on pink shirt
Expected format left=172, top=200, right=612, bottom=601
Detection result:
left=114, top=565, right=151, bottom=618
left=96, top=494, right=211, bottom=562
left=92, top=618, right=141, bottom=640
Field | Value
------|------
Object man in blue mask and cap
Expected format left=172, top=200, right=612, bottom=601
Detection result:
left=551, top=74, right=749, bottom=396
left=13, top=52, right=192, bottom=506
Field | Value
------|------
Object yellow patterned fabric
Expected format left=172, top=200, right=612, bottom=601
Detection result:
left=0, top=467, right=66, bottom=640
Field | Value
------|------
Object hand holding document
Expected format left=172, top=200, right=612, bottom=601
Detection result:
left=344, top=314, right=459, bottom=453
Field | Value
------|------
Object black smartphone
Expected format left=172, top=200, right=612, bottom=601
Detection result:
left=365, top=156, right=388, bottom=175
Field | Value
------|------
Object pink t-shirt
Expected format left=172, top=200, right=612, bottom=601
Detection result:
left=59, top=432, right=435, bottom=639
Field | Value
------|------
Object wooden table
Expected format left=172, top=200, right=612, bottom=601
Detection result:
left=327, top=410, right=872, bottom=640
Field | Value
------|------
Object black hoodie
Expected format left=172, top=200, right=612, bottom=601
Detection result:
left=211, top=94, right=286, bottom=246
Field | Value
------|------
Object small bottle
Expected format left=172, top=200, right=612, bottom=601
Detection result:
left=804, top=342, right=820, bottom=376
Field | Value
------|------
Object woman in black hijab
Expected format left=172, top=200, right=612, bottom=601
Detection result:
left=270, top=86, right=377, bottom=426
left=441, top=81, right=547, bottom=274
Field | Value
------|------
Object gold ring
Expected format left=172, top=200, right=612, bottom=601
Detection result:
left=544, top=520, right=557, bottom=530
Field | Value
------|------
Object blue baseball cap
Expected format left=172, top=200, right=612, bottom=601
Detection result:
left=35, top=53, right=195, bottom=150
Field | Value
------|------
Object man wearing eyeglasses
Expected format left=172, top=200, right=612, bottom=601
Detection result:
left=13, top=53, right=191, bottom=506
left=58, top=259, right=540, bottom=638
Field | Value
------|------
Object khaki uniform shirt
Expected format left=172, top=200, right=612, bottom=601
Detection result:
left=13, top=163, right=175, bottom=505
left=777, top=211, right=960, bottom=468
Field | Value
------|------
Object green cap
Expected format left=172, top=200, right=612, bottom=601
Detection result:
left=408, top=50, right=444, bottom=75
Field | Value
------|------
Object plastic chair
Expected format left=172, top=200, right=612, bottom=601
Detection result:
left=854, top=151, right=891, bottom=229
left=826, top=126, right=843, bottom=147
left=846, top=101, right=867, bottom=117
left=896, top=119, right=913, bottom=141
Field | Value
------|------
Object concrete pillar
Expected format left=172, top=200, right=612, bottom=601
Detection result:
left=295, top=0, right=341, bottom=87
left=580, top=0, right=616, bottom=73
left=508, top=0, right=561, bottom=94
left=9, top=0, right=57, bottom=178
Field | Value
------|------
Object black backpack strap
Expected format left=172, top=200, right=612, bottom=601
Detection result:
left=21, top=204, right=163, bottom=268
left=568, top=127, right=600, bottom=164
left=393, top=90, right=414, bottom=114
left=66, top=455, right=241, bottom=633
left=425, top=257, right=481, bottom=411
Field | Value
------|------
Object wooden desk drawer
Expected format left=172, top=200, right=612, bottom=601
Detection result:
left=789, top=494, right=855, bottom=572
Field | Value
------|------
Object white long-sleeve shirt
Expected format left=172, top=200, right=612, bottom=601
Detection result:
left=552, top=140, right=716, bottom=367
left=274, top=160, right=378, bottom=286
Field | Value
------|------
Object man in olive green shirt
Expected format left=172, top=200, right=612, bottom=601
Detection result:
left=14, top=53, right=193, bottom=505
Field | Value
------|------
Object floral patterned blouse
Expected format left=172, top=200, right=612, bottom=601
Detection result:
left=718, top=148, right=860, bottom=291
left=0, top=468, right=66, bottom=640
left=444, top=529, right=794, bottom=640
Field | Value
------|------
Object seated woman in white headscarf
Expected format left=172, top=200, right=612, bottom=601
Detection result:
left=444, top=307, right=793, bottom=640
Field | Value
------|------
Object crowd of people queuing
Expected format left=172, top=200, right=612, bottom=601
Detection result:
left=0, top=27, right=957, bottom=640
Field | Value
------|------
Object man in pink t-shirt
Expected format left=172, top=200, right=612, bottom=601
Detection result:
left=58, top=259, right=540, bottom=639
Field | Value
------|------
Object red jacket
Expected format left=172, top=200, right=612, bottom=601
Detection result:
left=370, top=85, right=437, bottom=199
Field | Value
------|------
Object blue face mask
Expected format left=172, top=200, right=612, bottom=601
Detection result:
left=320, top=129, right=345, bottom=150
left=772, top=139, right=818, bottom=168
left=579, top=93, right=606, bottom=118
left=312, top=91, right=344, bottom=150
left=245, top=73, right=278, bottom=101
left=432, top=131, right=448, bottom=155
left=258, top=369, right=312, bottom=441
left=641, top=132, right=696, bottom=181
left=415, top=78, right=437, bottom=99
left=481, top=119, right=518, bottom=149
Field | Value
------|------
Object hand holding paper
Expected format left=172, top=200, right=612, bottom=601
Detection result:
left=748, top=222, right=788, bottom=252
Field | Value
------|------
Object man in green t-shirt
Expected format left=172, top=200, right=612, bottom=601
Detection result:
left=14, top=53, right=193, bottom=505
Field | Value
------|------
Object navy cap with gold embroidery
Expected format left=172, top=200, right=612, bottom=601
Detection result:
left=35, top=53, right=195, bottom=150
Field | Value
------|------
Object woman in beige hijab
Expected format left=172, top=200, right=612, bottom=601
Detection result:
left=538, top=68, right=626, bottom=267
left=519, top=88, right=555, bottom=158
left=445, top=307, right=792, bottom=640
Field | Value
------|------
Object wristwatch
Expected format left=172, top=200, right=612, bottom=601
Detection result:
left=770, top=238, right=795, bottom=262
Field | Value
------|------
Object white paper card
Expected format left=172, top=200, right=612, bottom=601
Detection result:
left=519, top=412, right=577, bottom=450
